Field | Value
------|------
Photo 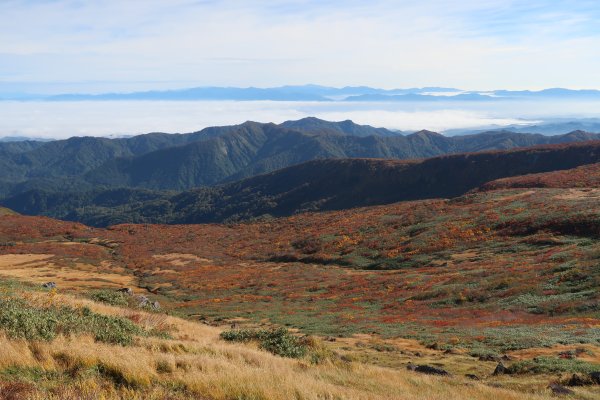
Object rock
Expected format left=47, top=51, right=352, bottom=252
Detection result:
left=479, top=354, right=501, bottom=362
left=493, top=363, right=507, bottom=376
left=117, top=287, right=134, bottom=296
left=501, top=354, right=513, bottom=361
left=465, top=374, right=480, bottom=380
left=42, top=282, right=56, bottom=289
left=339, top=354, right=353, bottom=363
left=590, top=371, right=600, bottom=384
left=325, top=336, right=337, bottom=342
left=566, top=374, right=589, bottom=387
left=151, top=301, right=161, bottom=310
left=548, top=383, right=574, bottom=396
left=575, top=348, right=587, bottom=356
left=559, top=350, right=575, bottom=359
left=406, top=363, right=449, bottom=376
left=135, top=295, right=150, bottom=307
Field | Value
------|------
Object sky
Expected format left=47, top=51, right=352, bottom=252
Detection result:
left=2, top=0, right=600, bottom=94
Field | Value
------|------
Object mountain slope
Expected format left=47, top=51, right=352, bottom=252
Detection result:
left=479, top=162, right=600, bottom=190
left=80, top=126, right=600, bottom=191
left=146, top=140, right=600, bottom=224
left=1, top=154, right=600, bottom=398
left=6, top=140, right=600, bottom=227
left=0, top=207, right=16, bottom=216
left=0, top=251, right=567, bottom=400
left=83, top=122, right=345, bottom=189
left=0, top=133, right=198, bottom=184
left=2, top=118, right=600, bottom=197
left=280, top=116, right=402, bottom=137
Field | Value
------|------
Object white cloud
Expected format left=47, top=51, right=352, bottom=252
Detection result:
left=4, top=99, right=600, bottom=138
left=1, top=1, right=600, bottom=91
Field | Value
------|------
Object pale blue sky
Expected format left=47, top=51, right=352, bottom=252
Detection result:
left=1, top=0, right=600, bottom=93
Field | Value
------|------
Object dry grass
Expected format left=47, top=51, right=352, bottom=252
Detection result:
left=0, top=254, right=54, bottom=268
left=152, top=253, right=212, bottom=267
left=0, top=254, right=136, bottom=290
left=0, top=207, right=16, bottom=216
left=510, top=344, right=600, bottom=364
left=0, top=335, right=558, bottom=400
left=0, top=289, right=568, bottom=400
left=554, top=188, right=600, bottom=200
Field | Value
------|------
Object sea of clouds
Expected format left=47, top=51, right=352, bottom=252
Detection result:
left=2, top=99, right=600, bottom=139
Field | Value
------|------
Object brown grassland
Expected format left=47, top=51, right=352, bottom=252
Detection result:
left=0, top=163, right=600, bottom=398
left=0, top=285, right=579, bottom=400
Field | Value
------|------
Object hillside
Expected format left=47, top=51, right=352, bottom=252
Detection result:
left=1, top=118, right=599, bottom=197
left=279, top=116, right=402, bottom=137
left=0, top=207, right=16, bottom=216
left=6, top=140, right=600, bottom=226
left=479, top=162, right=600, bottom=190
left=0, top=160, right=599, bottom=398
left=0, top=280, right=546, bottom=400
left=70, top=127, right=600, bottom=191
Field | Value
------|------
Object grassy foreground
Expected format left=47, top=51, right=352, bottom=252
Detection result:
left=0, top=280, right=571, bottom=400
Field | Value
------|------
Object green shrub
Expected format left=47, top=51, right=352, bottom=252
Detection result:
left=89, top=290, right=130, bottom=307
left=506, top=356, right=599, bottom=374
left=0, top=297, right=144, bottom=346
left=156, top=359, right=174, bottom=374
left=260, top=328, right=308, bottom=358
left=220, top=327, right=307, bottom=358
left=0, top=366, right=60, bottom=381
left=220, top=328, right=260, bottom=343
left=468, top=349, right=500, bottom=359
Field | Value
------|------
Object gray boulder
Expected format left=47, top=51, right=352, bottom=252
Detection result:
left=135, top=295, right=150, bottom=307
left=406, top=363, right=450, bottom=376
left=548, top=383, right=574, bottom=396
left=117, top=287, right=134, bottom=296
left=493, top=363, right=507, bottom=375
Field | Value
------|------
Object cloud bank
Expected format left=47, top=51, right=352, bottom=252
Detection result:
left=8, top=99, right=600, bottom=139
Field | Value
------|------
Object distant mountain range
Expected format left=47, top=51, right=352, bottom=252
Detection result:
left=4, top=84, right=600, bottom=102
left=343, top=93, right=497, bottom=102
left=444, top=119, right=600, bottom=136
left=1, top=118, right=599, bottom=201
left=0, top=136, right=54, bottom=142
left=5, top=140, right=600, bottom=227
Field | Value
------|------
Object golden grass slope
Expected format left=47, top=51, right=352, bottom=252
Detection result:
left=0, top=207, right=16, bottom=216
left=0, top=286, right=571, bottom=400
left=0, top=254, right=136, bottom=290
